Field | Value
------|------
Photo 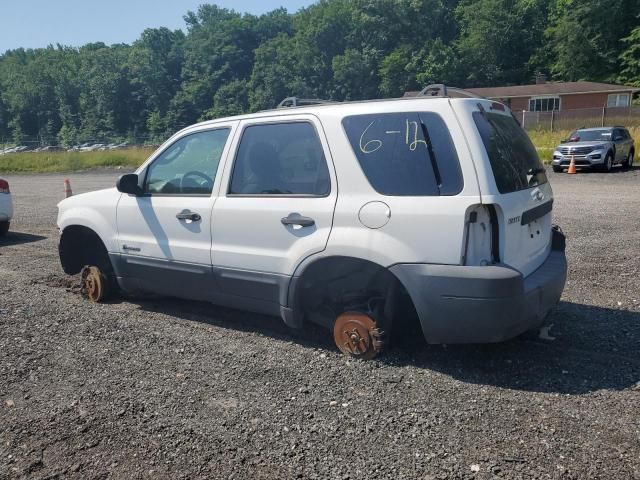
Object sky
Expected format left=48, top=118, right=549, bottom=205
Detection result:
left=0, top=0, right=315, bottom=53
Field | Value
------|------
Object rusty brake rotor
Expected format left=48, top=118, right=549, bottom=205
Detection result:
left=333, top=311, right=384, bottom=360
left=81, top=265, right=107, bottom=302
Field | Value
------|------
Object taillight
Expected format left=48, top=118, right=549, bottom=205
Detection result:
left=462, top=205, right=499, bottom=266
left=0, top=179, right=9, bottom=194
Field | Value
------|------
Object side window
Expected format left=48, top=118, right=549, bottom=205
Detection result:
left=342, top=112, right=463, bottom=196
left=145, top=128, right=230, bottom=195
left=229, top=122, right=330, bottom=195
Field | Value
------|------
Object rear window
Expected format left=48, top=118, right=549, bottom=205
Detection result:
left=342, top=112, right=463, bottom=196
left=473, top=111, right=547, bottom=194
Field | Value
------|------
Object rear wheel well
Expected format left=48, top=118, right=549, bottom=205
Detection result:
left=59, top=225, right=113, bottom=276
left=293, top=256, right=418, bottom=337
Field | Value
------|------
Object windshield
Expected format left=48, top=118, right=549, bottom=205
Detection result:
left=566, top=129, right=611, bottom=142
left=473, top=111, right=547, bottom=194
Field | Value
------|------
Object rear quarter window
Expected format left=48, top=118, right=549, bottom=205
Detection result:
left=473, top=111, right=547, bottom=194
left=342, top=112, right=463, bottom=196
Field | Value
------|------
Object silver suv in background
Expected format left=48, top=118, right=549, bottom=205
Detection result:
left=551, top=127, right=635, bottom=172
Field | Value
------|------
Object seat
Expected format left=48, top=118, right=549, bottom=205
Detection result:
left=240, top=142, right=286, bottom=194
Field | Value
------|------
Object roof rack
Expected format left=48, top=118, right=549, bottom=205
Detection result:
left=417, top=84, right=485, bottom=99
left=277, top=97, right=337, bottom=108
left=418, top=84, right=448, bottom=97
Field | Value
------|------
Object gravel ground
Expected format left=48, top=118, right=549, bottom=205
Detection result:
left=1, top=168, right=639, bottom=480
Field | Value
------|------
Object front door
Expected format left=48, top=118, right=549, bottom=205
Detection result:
left=116, top=125, right=235, bottom=299
left=211, top=116, right=337, bottom=306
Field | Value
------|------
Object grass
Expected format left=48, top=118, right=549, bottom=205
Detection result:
left=529, top=126, right=640, bottom=164
left=0, top=147, right=154, bottom=173
left=1, top=127, right=638, bottom=172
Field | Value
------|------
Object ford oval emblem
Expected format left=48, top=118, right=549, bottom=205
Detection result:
left=531, top=188, right=545, bottom=202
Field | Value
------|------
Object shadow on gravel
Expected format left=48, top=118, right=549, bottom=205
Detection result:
left=131, top=295, right=639, bottom=395
left=133, top=296, right=334, bottom=348
left=0, top=231, right=46, bottom=247
left=389, top=300, right=640, bottom=395
left=550, top=165, right=640, bottom=175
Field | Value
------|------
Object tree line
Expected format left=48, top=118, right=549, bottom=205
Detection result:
left=0, top=0, right=638, bottom=146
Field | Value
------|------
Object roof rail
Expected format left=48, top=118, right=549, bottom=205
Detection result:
left=277, top=97, right=337, bottom=108
left=419, top=84, right=448, bottom=97
left=417, top=84, right=485, bottom=99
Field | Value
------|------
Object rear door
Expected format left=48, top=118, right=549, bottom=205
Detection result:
left=211, top=115, right=337, bottom=305
left=460, top=101, right=553, bottom=276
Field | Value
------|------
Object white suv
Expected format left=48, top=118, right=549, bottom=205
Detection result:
left=57, top=87, right=567, bottom=358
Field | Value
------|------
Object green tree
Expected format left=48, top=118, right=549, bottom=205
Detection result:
left=1, top=0, right=638, bottom=147
left=546, top=0, right=640, bottom=82
left=203, top=79, right=249, bottom=120
left=76, top=43, right=133, bottom=140
left=127, top=28, right=185, bottom=135
left=332, top=48, right=380, bottom=100
left=619, top=26, right=640, bottom=87
left=415, top=38, right=463, bottom=87
left=249, top=33, right=309, bottom=110
left=455, top=0, right=550, bottom=86
left=379, top=46, right=419, bottom=97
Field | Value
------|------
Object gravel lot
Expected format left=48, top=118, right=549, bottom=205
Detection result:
left=1, top=168, right=639, bottom=479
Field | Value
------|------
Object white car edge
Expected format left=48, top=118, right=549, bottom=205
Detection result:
left=0, top=177, right=13, bottom=236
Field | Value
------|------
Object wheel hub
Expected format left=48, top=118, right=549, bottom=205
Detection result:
left=81, top=265, right=106, bottom=302
left=333, top=311, right=384, bottom=359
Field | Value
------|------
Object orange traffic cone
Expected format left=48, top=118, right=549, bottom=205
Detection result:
left=64, top=178, right=73, bottom=197
left=567, top=155, right=577, bottom=174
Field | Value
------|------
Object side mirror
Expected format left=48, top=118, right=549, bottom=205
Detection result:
left=117, top=173, right=142, bottom=195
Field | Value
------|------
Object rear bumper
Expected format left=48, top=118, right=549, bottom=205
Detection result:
left=389, top=231, right=567, bottom=344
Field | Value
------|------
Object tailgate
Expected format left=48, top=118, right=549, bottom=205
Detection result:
left=493, top=184, right=553, bottom=276
left=469, top=102, right=553, bottom=276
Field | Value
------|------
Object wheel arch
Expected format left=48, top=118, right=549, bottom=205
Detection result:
left=59, top=224, right=112, bottom=275
left=286, top=254, right=418, bottom=333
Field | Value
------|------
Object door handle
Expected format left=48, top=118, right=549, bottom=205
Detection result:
left=176, top=210, right=201, bottom=222
left=281, top=212, right=315, bottom=227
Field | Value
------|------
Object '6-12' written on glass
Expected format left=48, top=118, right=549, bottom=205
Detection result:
left=359, top=119, right=428, bottom=154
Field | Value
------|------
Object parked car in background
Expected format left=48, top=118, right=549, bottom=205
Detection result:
left=551, top=126, right=635, bottom=172
left=57, top=87, right=567, bottom=358
left=0, top=177, right=13, bottom=236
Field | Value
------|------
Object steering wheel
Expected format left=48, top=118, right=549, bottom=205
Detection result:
left=180, top=171, right=213, bottom=192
